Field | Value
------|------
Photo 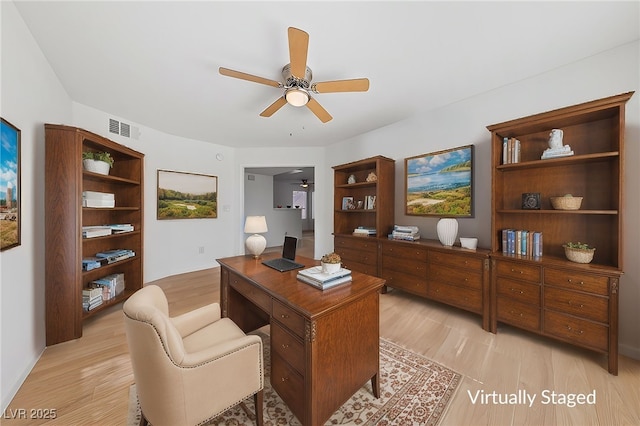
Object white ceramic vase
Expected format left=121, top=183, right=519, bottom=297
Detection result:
left=436, top=218, right=458, bottom=246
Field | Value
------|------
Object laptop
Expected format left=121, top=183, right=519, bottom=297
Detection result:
left=262, top=236, right=305, bottom=272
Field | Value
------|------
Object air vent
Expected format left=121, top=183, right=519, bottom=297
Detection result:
left=120, top=122, right=130, bottom=138
left=109, top=119, right=119, bottom=134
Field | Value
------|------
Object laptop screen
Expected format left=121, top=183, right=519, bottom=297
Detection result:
left=282, top=236, right=297, bottom=260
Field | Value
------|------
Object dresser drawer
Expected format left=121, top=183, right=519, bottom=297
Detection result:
left=334, top=236, right=377, bottom=253
left=428, top=263, right=482, bottom=291
left=380, top=242, right=427, bottom=261
left=382, top=269, right=428, bottom=297
left=428, top=282, right=482, bottom=312
left=382, top=255, right=427, bottom=278
left=544, top=287, right=608, bottom=323
left=341, top=259, right=377, bottom=276
left=544, top=310, right=608, bottom=352
left=429, top=251, right=483, bottom=271
left=496, top=277, right=541, bottom=306
left=271, top=352, right=305, bottom=422
left=496, top=261, right=541, bottom=283
left=496, top=297, right=540, bottom=331
left=228, top=272, right=271, bottom=313
left=271, top=322, right=304, bottom=374
left=544, top=268, right=610, bottom=296
left=272, top=299, right=305, bottom=339
left=335, top=246, right=377, bottom=266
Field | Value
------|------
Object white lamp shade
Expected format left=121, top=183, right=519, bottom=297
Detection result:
left=244, top=216, right=268, bottom=233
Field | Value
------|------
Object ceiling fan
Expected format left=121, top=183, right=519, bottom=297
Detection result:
left=219, top=27, right=370, bottom=123
left=290, top=179, right=313, bottom=188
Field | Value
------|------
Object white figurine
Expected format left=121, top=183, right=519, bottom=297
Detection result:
left=541, top=128, right=574, bottom=159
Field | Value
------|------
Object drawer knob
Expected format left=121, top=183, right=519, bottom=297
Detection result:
left=281, top=376, right=289, bottom=382
left=510, top=288, right=524, bottom=294
left=511, top=268, right=523, bottom=274
left=280, top=314, right=289, bottom=319
left=568, top=301, right=585, bottom=308
left=281, top=344, right=289, bottom=349
left=509, top=310, right=524, bottom=317
left=567, top=279, right=585, bottom=286
left=565, top=325, right=585, bottom=335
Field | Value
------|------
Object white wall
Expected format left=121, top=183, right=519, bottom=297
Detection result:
left=327, top=41, right=640, bottom=359
left=0, top=1, right=72, bottom=410
left=2, top=0, right=638, bottom=411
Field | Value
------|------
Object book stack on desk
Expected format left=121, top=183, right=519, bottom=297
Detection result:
left=297, top=266, right=352, bottom=290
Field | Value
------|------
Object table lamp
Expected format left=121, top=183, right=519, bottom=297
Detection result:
left=244, top=216, right=268, bottom=258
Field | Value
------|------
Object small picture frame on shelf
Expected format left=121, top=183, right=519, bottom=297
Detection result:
left=341, top=196, right=354, bottom=210
left=521, top=193, right=541, bottom=210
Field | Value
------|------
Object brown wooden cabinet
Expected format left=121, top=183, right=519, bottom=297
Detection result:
left=381, top=238, right=491, bottom=330
left=332, top=156, right=395, bottom=276
left=487, top=92, right=633, bottom=374
left=45, top=124, right=144, bottom=346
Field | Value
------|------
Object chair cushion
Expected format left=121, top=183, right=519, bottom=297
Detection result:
left=182, top=317, right=247, bottom=354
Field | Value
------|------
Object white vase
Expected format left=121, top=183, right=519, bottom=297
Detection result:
left=436, top=218, right=458, bottom=246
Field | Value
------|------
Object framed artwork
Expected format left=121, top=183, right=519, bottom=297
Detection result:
left=1, top=118, right=21, bottom=251
left=341, top=196, right=354, bottom=210
left=405, top=144, right=474, bottom=217
left=157, top=169, right=218, bottom=219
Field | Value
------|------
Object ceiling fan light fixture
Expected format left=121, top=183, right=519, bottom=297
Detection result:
left=285, top=88, right=309, bottom=107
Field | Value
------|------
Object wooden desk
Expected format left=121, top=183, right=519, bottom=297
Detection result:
left=217, top=254, right=385, bottom=426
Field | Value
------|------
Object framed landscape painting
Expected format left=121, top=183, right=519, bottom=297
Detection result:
left=1, top=118, right=21, bottom=251
left=157, top=170, right=218, bottom=219
left=405, top=144, right=473, bottom=217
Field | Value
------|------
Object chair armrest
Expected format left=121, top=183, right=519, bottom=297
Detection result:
left=180, top=334, right=262, bottom=367
left=171, top=303, right=221, bottom=338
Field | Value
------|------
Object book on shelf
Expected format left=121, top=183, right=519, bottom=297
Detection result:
left=82, top=256, right=107, bottom=271
left=502, top=137, right=521, bottom=164
left=82, top=199, right=115, bottom=208
left=83, top=190, right=114, bottom=201
left=104, top=223, right=134, bottom=233
left=95, top=248, right=135, bottom=264
left=364, top=195, right=376, bottom=209
left=502, top=229, right=542, bottom=257
left=391, top=224, right=420, bottom=241
left=89, top=273, right=125, bottom=300
left=83, top=298, right=103, bottom=312
left=353, top=226, right=376, bottom=236
left=82, top=226, right=112, bottom=238
left=82, top=287, right=103, bottom=300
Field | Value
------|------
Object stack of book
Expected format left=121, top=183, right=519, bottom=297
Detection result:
left=353, top=226, right=376, bottom=237
left=297, top=266, right=352, bottom=290
left=502, top=229, right=543, bottom=258
left=82, top=225, right=113, bottom=238
left=502, top=137, right=522, bottom=164
left=82, top=287, right=103, bottom=312
left=82, top=190, right=115, bottom=208
left=95, top=248, right=135, bottom=264
left=105, top=223, right=134, bottom=233
left=82, top=256, right=106, bottom=271
left=90, top=273, right=125, bottom=300
left=391, top=225, right=420, bottom=241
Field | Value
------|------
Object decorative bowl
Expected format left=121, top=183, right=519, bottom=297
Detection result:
left=563, top=245, right=595, bottom=263
left=550, top=196, right=583, bottom=210
left=459, top=237, right=478, bottom=250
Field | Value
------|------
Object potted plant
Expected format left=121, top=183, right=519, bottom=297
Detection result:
left=563, top=242, right=595, bottom=264
left=320, top=252, right=342, bottom=274
left=82, top=151, right=114, bottom=175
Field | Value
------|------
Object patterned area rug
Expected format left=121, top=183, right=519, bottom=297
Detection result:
left=128, top=333, right=461, bottom=425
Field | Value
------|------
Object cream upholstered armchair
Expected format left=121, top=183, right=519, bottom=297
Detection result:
left=123, top=285, right=264, bottom=426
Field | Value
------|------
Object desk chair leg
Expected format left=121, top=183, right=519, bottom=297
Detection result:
left=254, top=390, right=264, bottom=426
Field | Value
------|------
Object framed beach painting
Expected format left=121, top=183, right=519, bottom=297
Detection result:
left=1, top=118, right=21, bottom=251
left=157, top=170, right=218, bottom=219
left=405, top=144, right=474, bottom=217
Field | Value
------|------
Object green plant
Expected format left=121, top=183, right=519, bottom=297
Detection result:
left=82, top=151, right=114, bottom=168
left=564, top=241, right=594, bottom=250
left=321, top=252, right=341, bottom=264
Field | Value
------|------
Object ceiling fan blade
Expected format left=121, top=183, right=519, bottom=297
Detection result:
left=219, top=67, right=281, bottom=88
left=260, top=97, right=288, bottom=117
left=306, top=98, right=332, bottom=123
left=288, top=27, right=309, bottom=79
left=313, top=78, right=370, bottom=93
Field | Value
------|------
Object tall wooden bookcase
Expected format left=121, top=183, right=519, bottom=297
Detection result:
left=45, top=124, right=144, bottom=345
left=332, top=156, right=395, bottom=276
left=487, top=92, right=633, bottom=374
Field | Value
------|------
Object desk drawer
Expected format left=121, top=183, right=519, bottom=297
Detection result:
left=544, top=268, right=609, bottom=296
left=271, top=352, right=305, bottom=422
left=228, top=272, right=271, bottom=313
left=544, top=287, right=608, bottom=323
left=496, top=260, right=541, bottom=283
left=382, top=269, right=427, bottom=297
left=271, top=322, right=304, bottom=374
left=380, top=243, right=427, bottom=261
left=428, top=263, right=482, bottom=291
left=382, top=255, right=427, bottom=278
left=334, top=236, right=377, bottom=253
left=272, top=299, right=305, bottom=339
left=544, top=310, right=608, bottom=352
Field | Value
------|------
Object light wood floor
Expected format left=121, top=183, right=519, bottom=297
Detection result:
left=6, top=239, right=640, bottom=425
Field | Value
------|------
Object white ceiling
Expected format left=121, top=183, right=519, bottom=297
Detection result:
left=14, top=1, right=639, bottom=148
